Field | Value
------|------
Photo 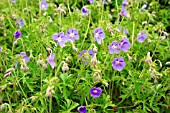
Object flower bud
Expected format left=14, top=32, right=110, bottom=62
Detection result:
left=0, top=104, right=4, bottom=112
left=93, top=45, right=98, bottom=53
left=62, top=62, right=69, bottom=73
left=127, top=54, right=132, bottom=61
left=46, top=86, right=55, bottom=98
left=145, top=52, right=152, bottom=64
left=65, top=57, right=70, bottom=63
left=91, top=54, right=98, bottom=67
left=4, top=72, right=12, bottom=77
left=165, top=61, right=170, bottom=65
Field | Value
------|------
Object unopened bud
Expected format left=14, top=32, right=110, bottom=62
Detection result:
left=47, top=48, right=52, bottom=53
left=148, top=38, right=152, bottom=44
left=0, top=104, right=4, bottom=111
left=5, top=67, right=14, bottom=74
left=145, top=52, right=152, bottom=64
left=62, top=62, right=69, bottom=73
left=165, top=61, right=170, bottom=65
left=72, top=45, right=78, bottom=52
left=93, top=45, right=98, bottom=53
left=4, top=72, right=11, bottom=77
left=65, top=57, right=70, bottom=63
left=127, top=54, right=132, bottom=61
left=47, top=16, right=53, bottom=24
left=20, top=65, right=29, bottom=72
left=91, top=54, right=98, bottom=67
left=43, top=12, right=47, bottom=16
left=102, top=79, right=108, bottom=87
left=46, top=86, right=55, bottom=98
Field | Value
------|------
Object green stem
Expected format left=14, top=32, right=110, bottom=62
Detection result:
left=49, top=97, right=52, bottom=113
left=80, top=15, right=91, bottom=50
left=116, top=86, right=133, bottom=106
left=67, top=0, right=73, bottom=27
left=115, top=0, right=119, bottom=15
left=55, top=61, right=64, bottom=76
left=132, top=22, right=135, bottom=44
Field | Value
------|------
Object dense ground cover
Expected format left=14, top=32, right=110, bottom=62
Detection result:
left=0, top=0, right=170, bottom=113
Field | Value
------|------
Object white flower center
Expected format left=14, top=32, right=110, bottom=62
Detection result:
left=112, top=45, right=117, bottom=49
left=42, top=4, right=46, bottom=8
left=95, top=33, right=99, bottom=38
left=93, top=90, right=98, bottom=93
left=116, top=61, right=120, bottom=65
left=58, top=37, right=62, bottom=42
left=70, top=33, right=74, bottom=37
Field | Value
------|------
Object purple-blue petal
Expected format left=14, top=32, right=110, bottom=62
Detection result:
left=78, top=106, right=86, bottom=113
left=90, top=87, right=102, bottom=98
left=14, top=31, right=22, bottom=38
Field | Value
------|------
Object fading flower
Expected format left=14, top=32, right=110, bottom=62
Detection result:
left=112, top=57, right=126, bottom=71
left=12, top=0, right=17, bottom=2
left=90, top=87, right=102, bottom=98
left=88, top=0, right=95, bottom=4
left=108, top=41, right=120, bottom=54
left=102, top=0, right=106, bottom=4
left=121, top=7, right=127, bottom=16
left=20, top=52, right=30, bottom=64
left=14, top=30, right=22, bottom=38
left=15, top=18, right=24, bottom=27
left=79, top=49, right=94, bottom=65
left=117, top=26, right=123, bottom=32
left=47, top=53, right=56, bottom=68
left=66, top=28, right=79, bottom=42
left=122, top=0, right=128, bottom=7
left=137, top=30, right=147, bottom=43
left=52, top=32, right=68, bottom=48
left=94, top=28, right=105, bottom=44
left=124, top=29, right=129, bottom=35
left=78, top=106, right=86, bottom=113
left=39, top=0, right=48, bottom=10
left=0, top=46, right=2, bottom=54
left=119, top=38, right=130, bottom=52
left=82, top=6, right=90, bottom=16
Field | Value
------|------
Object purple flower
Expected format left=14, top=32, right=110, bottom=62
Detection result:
left=122, top=0, right=128, bottom=7
left=78, top=106, right=86, bottom=113
left=79, top=49, right=94, bottom=65
left=108, top=41, right=120, bottom=54
left=102, top=0, right=106, bottom=4
left=137, top=30, right=147, bottom=43
left=88, top=0, right=95, bottom=4
left=88, top=49, right=95, bottom=58
left=39, top=0, right=48, bottom=10
left=112, top=57, right=126, bottom=71
left=20, top=52, right=30, bottom=64
left=52, top=32, right=68, bottom=48
left=66, top=28, right=79, bottom=42
left=47, top=53, right=56, bottom=68
left=0, top=46, right=2, bottom=54
left=14, top=30, right=22, bottom=38
left=15, top=18, right=24, bottom=27
left=90, top=87, right=102, bottom=98
left=118, top=26, right=123, bottom=32
left=121, top=7, right=127, bottom=17
left=124, top=29, right=129, bottom=35
left=94, top=28, right=105, bottom=44
left=12, top=0, right=17, bottom=2
left=119, top=38, right=130, bottom=52
left=82, top=6, right=90, bottom=16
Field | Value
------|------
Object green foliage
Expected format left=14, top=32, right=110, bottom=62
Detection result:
left=0, top=0, right=170, bottom=113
